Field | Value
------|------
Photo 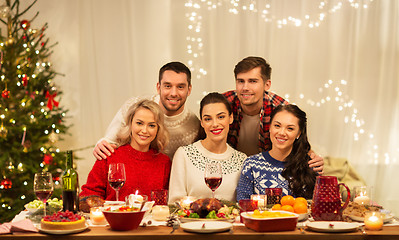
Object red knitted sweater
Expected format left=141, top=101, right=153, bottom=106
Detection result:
left=80, top=144, right=171, bottom=201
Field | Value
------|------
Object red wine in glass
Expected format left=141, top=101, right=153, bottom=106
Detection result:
left=35, top=190, right=53, bottom=202
left=204, top=162, right=222, bottom=198
left=109, top=179, right=125, bottom=190
left=34, top=172, right=54, bottom=216
left=108, top=163, right=126, bottom=201
left=205, top=177, right=222, bottom=191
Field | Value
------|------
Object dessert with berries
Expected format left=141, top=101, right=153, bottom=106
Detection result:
left=41, top=210, right=86, bottom=230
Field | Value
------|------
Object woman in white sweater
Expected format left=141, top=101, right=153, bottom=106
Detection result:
left=168, top=92, right=247, bottom=203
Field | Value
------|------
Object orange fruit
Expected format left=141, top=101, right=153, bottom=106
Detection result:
left=293, top=202, right=308, bottom=214
left=281, top=195, right=295, bottom=206
left=271, top=204, right=281, bottom=210
left=294, top=197, right=308, bottom=207
left=281, top=205, right=294, bottom=213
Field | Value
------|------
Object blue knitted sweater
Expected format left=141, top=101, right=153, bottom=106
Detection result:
left=236, top=151, right=293, bottom=200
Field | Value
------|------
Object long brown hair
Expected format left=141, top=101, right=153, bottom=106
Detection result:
left=269, top=104, right=317, bottom=198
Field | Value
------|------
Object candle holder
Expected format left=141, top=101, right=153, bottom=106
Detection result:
left=364, top=211, right=383, bottom=231
left=353, top=186, right=372, bottom=205
left=151, top=205, right=170, bottom=221
left=90, top=207, right=108, bottom=225
left=265, top=188, right=282, bottom=208
left=251, top=194, right=267, bottom=210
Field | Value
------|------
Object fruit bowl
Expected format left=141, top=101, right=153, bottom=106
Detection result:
left=102, top=209, right=146, bottom=231
left=241, top=210, right=299, bottom=232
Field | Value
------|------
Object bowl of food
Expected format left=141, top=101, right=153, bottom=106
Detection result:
left=102, top=206, right=145, bottom=231
left=241, top=210, right=299, bottom=232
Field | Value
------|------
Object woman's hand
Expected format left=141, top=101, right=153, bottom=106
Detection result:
left=308, top=151, right=324, bottom=175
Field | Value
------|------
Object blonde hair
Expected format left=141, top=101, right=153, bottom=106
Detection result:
left=116, top=99, right=169, bottom=152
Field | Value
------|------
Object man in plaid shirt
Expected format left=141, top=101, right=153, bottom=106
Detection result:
left=223, top=56, right=324, bottom=173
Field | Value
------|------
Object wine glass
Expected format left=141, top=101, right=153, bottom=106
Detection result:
left=33, top=172, right=54, bottom=216
left=204, top=162, right=222, bottom=198
left=108, top=163, right=126, bottom=201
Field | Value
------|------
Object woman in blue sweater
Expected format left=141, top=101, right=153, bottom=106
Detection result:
left=237, top=104, right=317, bottom=200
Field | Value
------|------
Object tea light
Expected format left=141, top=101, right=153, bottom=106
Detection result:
left=152, top=205, right=170, bottom=221
left=180, top=196, right=196, bottom=209
left=353, top=186, right=371, bottom=205
left=364, top=211, right=383, bottom=231
left=126, top=190, right=145, bottom=209
left=354, top=195, right=370, bottom=205
left=90, top=207, right=107, bottom=225
left=251, top=194, right=266, bottom=209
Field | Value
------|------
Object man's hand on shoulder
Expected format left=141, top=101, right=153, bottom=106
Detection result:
left=308, top=151, right=324, bottom=175
left=93, top=140, right=117, bottom=160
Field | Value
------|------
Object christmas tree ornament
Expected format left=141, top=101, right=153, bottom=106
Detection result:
left=1, top=178, right=12, bottom=189
left=20, top=19, right=30, bottom=30
left=22, top=74, right=28, bottom=86
left=22, top=139, right=31, bottom=151
left=48, top=130, right=59, bottom=143
left=1, top=89, right=10, bottom=98
left=43, top=154, right=53, bottom=165
left=0, top=122, right=7, bottom=138
left=0, top=4, right=11, bottom=18
left=45, top=91, right=59, bottom=110
left=6, top=36, right=14, bottom=46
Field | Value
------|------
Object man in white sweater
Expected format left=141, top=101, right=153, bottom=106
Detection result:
left=93, top=62, right=201, bottom=160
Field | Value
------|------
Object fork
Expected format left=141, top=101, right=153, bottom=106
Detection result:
left=170, top=223, right=179, bottom=234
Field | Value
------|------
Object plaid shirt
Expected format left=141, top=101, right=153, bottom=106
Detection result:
left=223, top=90, right=289, bottom=153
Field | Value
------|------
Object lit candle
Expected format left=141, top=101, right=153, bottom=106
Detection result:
left=180, top=196, right=196, bottom=209
left=364, top=211, right=383, bottom=231
left=90, top=207, right=107, bottom=225
left=354, top=194, right=371, bottom=205
left=251, top=194, right=266, bottom=210
left=151, top=205, right=170, bottom=221
left=126, top=190, right=145, bottom=209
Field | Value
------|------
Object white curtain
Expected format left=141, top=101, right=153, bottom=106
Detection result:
left=23, top=0, right=398, bottom=215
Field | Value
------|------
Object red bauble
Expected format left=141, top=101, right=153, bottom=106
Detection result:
left=43, top=154, right=53, bottom=165
left=1, top=90, right=10, bottom=98
left=20, top=20, right=30, bottom=30
left=1, top=178, right=12, bottom=189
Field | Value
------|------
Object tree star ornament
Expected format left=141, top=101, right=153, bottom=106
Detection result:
left=20, top=19, right=30, bottom=30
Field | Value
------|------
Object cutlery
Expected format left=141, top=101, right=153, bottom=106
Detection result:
left=170, top=223, right=179, bottom=234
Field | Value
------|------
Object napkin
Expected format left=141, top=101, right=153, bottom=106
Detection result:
left=0, top=219, right=38, bottom=234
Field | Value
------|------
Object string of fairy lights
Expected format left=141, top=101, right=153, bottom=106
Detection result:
left=186, top=0, right=397, bottom=165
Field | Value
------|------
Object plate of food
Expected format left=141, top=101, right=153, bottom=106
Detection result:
left=38, top=225, right=88, bottom=235
left=177, top=198, right=239, bottom=223
left=25, top=198, right=63, bottom=214
left=343, top=202, right=393, bottom=223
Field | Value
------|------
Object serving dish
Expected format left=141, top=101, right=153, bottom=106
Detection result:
left=241, top=210, right=298, bottom=232
left=102, top=210, right=146, bottom=231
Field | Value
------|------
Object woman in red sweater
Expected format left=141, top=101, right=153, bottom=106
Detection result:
left=80, top=99, right=170, bottom=201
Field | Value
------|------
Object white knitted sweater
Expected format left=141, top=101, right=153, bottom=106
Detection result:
left=99, top=95, right=200, bottom=159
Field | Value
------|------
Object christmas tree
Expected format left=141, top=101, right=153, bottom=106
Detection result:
left=0, top=0, right=69, bottom=223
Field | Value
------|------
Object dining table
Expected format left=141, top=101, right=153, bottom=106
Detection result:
left=1, top=223, right=399, bottom=240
